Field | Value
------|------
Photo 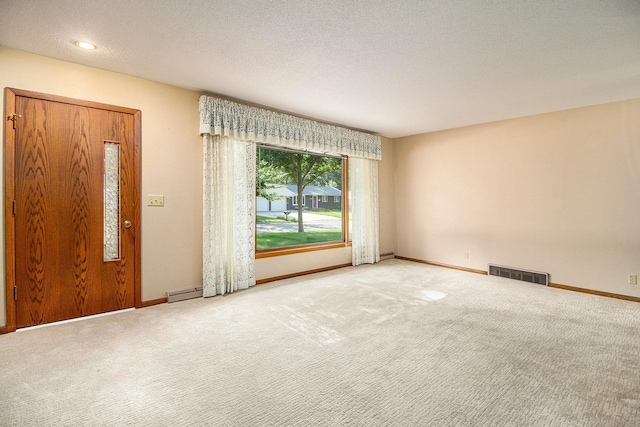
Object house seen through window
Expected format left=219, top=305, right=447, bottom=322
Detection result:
left=256, top=145, right=346, bottom=251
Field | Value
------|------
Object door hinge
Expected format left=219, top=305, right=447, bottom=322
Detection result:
left=13, top=200, right=16, bottom=216
left=14, top=285, right=17, bottom=301
left=7, top=113, right=21, bottom=130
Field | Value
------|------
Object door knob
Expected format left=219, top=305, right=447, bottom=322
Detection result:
left=124, top=220, right=132, bottom=229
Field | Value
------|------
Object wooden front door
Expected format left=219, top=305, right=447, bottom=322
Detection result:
left=5, top=89, right=141, bottom=329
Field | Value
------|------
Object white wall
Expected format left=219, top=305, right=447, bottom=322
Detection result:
left=256, top=197, right=270, bottom=211
left=256, top=197, right=287, bottom=212
left=394, top=99, right=640, bottom=297
left=270, top=199, right=287, bottom=212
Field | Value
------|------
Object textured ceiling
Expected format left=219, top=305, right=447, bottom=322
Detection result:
left=1, top=0, right=639, bottom=138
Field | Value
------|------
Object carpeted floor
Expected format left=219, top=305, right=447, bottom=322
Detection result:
left=1, top=259, right=639, bottom=426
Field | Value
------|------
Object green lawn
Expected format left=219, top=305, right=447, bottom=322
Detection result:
left=310, top=210, right=342, bottom=218
left=256, top=215, right=296, bottom=223
left=257, top=230, right=342, bottom=250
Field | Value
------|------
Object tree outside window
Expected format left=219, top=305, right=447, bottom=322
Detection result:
left=256, top=146, right=345, bottom=251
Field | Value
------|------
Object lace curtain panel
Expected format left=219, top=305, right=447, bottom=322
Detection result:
left=203, top=134, right=256, bottom=296
left=201, top=96, right=382, bottom=294
left=200, top=95, right=382, bottom=160
left=350, top=157, right=380, bottom=266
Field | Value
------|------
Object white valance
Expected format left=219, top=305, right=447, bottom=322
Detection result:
left=199, top=95, right=382, bottom=160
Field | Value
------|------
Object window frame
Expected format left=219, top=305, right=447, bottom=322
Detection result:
left=292, top=195, right=307, bottom=207
left=255, top=145, right=350, bottom=258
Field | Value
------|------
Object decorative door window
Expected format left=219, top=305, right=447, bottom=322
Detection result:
left=104, top=141, right=120, bottom=261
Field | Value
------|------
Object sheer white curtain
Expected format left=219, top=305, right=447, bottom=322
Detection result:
left=350, top=157, right=380, bottom=266
left=200, top=95, right=383, bottom=293
left=203, top=134, right=256, bottom=296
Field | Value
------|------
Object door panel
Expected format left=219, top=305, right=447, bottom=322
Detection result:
left=14, top=96, right=136, bottom=328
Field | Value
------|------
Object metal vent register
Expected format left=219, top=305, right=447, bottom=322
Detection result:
left=167, top=287, right=203, bottom=303
left=488, top=264, right=549, bottom=286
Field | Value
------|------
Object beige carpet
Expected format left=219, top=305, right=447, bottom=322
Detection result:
left=1, top=259, right=639, bottom=426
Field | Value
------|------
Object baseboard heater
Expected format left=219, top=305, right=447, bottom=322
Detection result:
left=167, top=287, right=203, bottom=303
left=488, top=264, right=549, bottom=286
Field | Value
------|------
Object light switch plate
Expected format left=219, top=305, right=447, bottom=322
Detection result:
left=147, top=195, right=164, bottom=206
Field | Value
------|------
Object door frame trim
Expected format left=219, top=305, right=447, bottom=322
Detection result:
left=3, top=88, right=142, bottom=333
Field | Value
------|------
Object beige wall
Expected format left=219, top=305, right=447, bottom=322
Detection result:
left=3, top=47, right=637, bottom=327
left=0, top=47, right=204, bottom=327
left=3, top=47, right=635, bottom=326
left=394, top=99, right=640, bottom=297
left=1, top=48, right=397, bottom=328
left=378, top=137, right=397, bottom=256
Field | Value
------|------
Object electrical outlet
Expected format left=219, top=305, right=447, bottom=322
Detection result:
left=629, top=274, right=638, bottom=285
left=147, top=195, right=164, bottom=207
left=464, top=252, right=470, bottom=260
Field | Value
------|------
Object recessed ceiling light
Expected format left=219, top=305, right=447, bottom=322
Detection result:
left=75, top=41, right=96, bottom=50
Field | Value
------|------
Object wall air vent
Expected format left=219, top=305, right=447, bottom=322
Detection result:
left=488, top=264, right=549, bottom=286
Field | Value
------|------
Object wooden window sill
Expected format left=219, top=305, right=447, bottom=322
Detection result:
left=256, top=241, right=351, bottom=259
